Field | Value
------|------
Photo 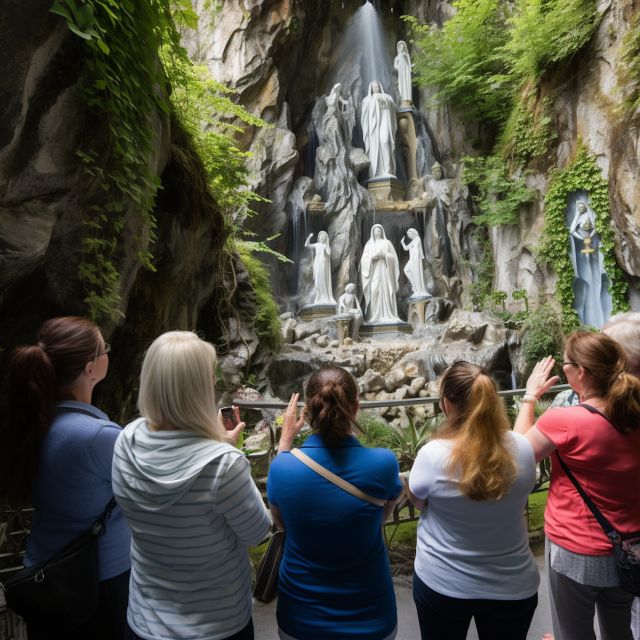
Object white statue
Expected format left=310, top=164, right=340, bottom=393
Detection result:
left=394, top=41, right=413, bottom=104
left=337, top=283, right=363, bottom=339
left=401, top=228, right=429, bottom=296
left=361, top=81, right=397, bottom=178
left=305, top=231, right=336, bottom=305
left=360, top=224, right=401, bottom=323
left=568, top=199, right=612, bottom=328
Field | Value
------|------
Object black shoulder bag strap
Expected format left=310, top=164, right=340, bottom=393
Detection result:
left=555, top=403, right=618, bottom=542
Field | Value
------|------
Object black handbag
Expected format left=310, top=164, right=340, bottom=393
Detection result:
left=1, top=497, right=116, bottom=626
left=253, top=528, right=285, bottom=603
left=556, top=404, right=640, bottom=595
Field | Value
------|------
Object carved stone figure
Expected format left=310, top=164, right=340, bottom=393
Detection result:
left=360, top=224, right=401, bottom=323
left=361, top=81, right=397, bottom=178
left=394, top=41, right=413, bottom=104
left=401, top=228, right=429, bottom=296
left=431, top=161, right=443, bottom=180
left=305, top=231, right=336, bottom=305
left=337, top=282, right=363, bottom=339
left=568, top=199, right=612, bottom=327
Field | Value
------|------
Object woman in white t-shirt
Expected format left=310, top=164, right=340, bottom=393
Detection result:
left=408, top=361, right=539, bottom=640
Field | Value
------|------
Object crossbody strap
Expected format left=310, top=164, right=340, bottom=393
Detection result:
left=291, top=448, right=387, bottom=507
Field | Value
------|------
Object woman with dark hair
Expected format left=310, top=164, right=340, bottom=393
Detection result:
left=516, top=331, right=640, bottom=640
left=0, top=317, right=131, bottom=639
left=408, top=361, right=539, bottom=640
left=267, top=365, right=402, bottom=640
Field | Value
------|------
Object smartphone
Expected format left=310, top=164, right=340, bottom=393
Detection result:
left=220, top=406, right=238, bottom=431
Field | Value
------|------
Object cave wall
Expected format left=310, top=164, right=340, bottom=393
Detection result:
left=0, top=2, right=260, bottom=419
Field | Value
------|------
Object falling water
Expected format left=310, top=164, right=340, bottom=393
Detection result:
left=414, top=110, right=436, bottom=176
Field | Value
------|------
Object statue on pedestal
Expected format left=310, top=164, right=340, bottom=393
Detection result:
left=305, top=231, right=336, bottom=305
left=360, top=224, right=401, bottom=323
left=337, top=283, right=363, bottom=340
left=361, top=81, right=397, bottom=178
left=394, top=41, right=413, bottom=104
left=401, top=228, right=429, bottom=297
left=568, top=199, right=611, bottom=328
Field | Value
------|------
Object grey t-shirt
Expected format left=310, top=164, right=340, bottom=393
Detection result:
left=409, top=431, right=540, bottom=599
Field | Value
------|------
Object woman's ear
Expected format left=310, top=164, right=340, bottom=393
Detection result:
left=84, top=360, right=96, bottom=382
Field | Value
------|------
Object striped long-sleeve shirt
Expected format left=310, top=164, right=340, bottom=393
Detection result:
left=112, top=418, right=271, bottom=640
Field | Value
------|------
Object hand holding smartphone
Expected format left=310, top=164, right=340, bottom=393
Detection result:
left=220, top=406, right=239, bottom=431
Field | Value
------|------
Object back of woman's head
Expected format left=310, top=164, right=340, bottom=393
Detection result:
left=602, top=313, right=640, bottom=377
left=565, top=331, right=640, bottom=433
left=440, top=361, right=516, bottom=501
left=138, top=331, right=222, bottom=440
left=1, top=316, right=100, bottom=507
left=305, top=365, right=359, bottom=447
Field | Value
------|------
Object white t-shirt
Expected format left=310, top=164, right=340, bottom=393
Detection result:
left=409, top=430, right=539, bottom=600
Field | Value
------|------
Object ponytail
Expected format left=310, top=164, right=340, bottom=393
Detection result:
left=440, top=362, right=516, bottom=501
left=606, top=371, right=640, bottom=433
left=0, top=317, right=100, bottom=507
left=1, top=346, right=55, bottom=507
left=305, top=366, right=359, bottom=447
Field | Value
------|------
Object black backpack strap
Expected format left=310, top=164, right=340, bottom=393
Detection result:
left=555, top=452, right=618, bottom=541
left=90, top=498, right=117, bottom=536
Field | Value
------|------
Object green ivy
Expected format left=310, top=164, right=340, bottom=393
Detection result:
left=470, top=230, right=495, bottom=311
left=521, top=303, right=564, bottom=365
left=463, top=155, right=534, bottom=226
left=497, top=93, right=556, bottom=166
left=538, top=146, right=629, bottom=330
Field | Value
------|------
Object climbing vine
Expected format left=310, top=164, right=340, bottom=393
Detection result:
left=620, top=8, right=640, bottom=114
left=538, top=146, right=629, bottom=330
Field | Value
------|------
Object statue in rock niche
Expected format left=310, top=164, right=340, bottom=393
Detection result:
left=394, top=41, right=413, bottom=104
left=360, top=224, right=401, bottom=323
left=322, top=83, right=354, bottom=153
left=337, top=283, right=363, bottom=339
left=401, top=228, right=429, bottom=297
left=568, top=199, right=612, bottom=328
left=305, top=231, right=336, bottom=305
left=361, top=81, right=397, bottom=178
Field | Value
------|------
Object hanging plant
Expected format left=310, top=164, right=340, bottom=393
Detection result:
left=538, top=145, right=629, bottom=330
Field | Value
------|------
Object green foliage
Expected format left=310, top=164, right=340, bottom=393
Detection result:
left=463, top=155, right=534, bottom=226
left=538, top=146, right=629, bottom=329
left=404, top=2, right=514, bottom=128
left=521, top=303, right=565, bottom=365
left=487, top=289, right=508, bottom=311
left=235, top=241, right=284, bottom=352
left=620, top=9, right=640, bottom=113
left=384, top=418, right=436, bottom=471
left=358, top=413, right=394, bottom=448
left=471, top=231, right=495, bottom=311
left=502, top=0, right=600, bottom=82
left=497, top=93, right=556, bottom=165
left=512, top=288, right=529, bottom=312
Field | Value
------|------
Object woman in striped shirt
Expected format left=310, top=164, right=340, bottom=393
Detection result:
left=112, top=331, right=271, bottom=640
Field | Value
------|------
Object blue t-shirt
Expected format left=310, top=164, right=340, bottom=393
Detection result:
left=25, top=401, right=131, bottom=581
left=267, top=434, right=402, bottom=640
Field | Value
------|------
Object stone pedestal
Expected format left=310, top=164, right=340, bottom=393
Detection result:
left=306, top=200, right=325, bottom=214
left=407, top=295, right=433, bottom=327
left=332, top=315, right=352, bottom=344
left=366, top=177, right=404, bottom=204
left=359, top=321, right=413, bottom=339
left=299, top=304, right=336, bottom=321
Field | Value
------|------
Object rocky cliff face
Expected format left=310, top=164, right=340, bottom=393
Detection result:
left=0, top=2, right=260, bottom=418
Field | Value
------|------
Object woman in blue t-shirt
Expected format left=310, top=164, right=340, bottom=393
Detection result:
left=1, top=316, right=131, bottom=639
left=267, top=365, right=402, bottom=640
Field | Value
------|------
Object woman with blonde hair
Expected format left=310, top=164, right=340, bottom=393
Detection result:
left=516, top=331, right=640, bottom=640
left=112, top=331, right=271, bottom=640
left=409, top=361, right=539, bottom=640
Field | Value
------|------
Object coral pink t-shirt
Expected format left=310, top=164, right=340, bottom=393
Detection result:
left=537, top=405, right=640, bottom=555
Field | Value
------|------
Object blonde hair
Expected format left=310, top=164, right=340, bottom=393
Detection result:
left=138, top=331, right=223, bottom=440
left=439, top=361, right=516, bottom=501
left=602, top=312, right=640, bottom=375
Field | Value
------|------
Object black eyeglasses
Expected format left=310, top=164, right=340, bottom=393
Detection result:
left=561, top=361, right=577, bottom=367
left=95, top=343, right=111, bottom=358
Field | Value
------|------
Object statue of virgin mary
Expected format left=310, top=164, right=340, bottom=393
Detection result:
left=361, top=81, right=397, bottom=178
left=360, top=224, right=401, bottom=323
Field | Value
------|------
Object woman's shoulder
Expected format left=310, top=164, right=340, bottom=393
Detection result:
left=52, top=401, right=121, bottom=436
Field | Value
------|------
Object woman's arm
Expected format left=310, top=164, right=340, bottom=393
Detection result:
left=524, top=427, right=556, bottom=463
left=277, top=393, right=306, bottom=453
left=514, top=356, right=559, bottom=434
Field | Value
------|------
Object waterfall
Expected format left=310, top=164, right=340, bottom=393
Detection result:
left=414, top=110, right=436, bottom=176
